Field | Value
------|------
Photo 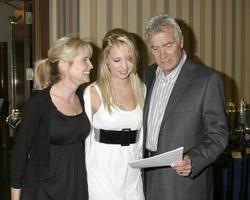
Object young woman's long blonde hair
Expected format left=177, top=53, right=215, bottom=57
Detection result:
left=97, top=28, right=144, bottom=112
left=34, top=35, right=93, bottom=90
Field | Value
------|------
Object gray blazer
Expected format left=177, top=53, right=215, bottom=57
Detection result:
left=143, top=58, right=228, bottom=200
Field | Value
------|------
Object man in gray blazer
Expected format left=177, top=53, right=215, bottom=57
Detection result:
left=143, top=14, right=228, bottom=200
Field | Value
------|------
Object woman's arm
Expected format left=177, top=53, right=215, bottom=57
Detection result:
left=11, top=188, right=21, bottom=200
left=83, top=84, right=101, bottom=120
left=10, top=92, right=41, bottom=193
left=90, top=86, right=101, bottom=115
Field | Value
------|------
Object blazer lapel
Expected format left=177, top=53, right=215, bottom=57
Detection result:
left=143, top=65, right=157, bottom=150
left=160, top=59, right=196, bottom=127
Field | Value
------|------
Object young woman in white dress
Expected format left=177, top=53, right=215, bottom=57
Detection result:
left=84, top=28, right=145, bottom=200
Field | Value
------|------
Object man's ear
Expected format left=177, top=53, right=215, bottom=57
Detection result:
left=180, top=37, right=184, bottom=48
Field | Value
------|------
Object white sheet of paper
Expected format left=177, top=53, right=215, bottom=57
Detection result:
left=129, top=147, right=184, bottom=168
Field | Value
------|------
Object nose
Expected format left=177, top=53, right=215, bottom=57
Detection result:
left=160, top=47, right=167, bottom=59
left=121, top=59, right=129, bottom=70
left=88, top=60, right=93, bottom=69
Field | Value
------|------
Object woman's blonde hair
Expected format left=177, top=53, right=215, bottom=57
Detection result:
left=97, top=28, right=144, bottom=112
left=33, top=35, right=93, bottom=90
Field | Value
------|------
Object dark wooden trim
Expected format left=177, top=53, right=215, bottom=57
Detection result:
left=0, top=42, right=8, bottom=100
left=24, top=0, right=32, bottom=100
left=32, top=0, right=49, bottom=62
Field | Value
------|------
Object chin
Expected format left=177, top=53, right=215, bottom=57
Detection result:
left=80, top=79, right=89, bottom=84
left=120, top=75, right=130, bottom=80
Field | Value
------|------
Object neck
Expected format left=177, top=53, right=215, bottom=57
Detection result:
left=52, top=81, right=78, bottom=102
left=110, top=77, right=130, bottom=89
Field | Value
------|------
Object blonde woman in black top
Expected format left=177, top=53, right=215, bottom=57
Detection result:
left=10, top=35, right=93, bottom=200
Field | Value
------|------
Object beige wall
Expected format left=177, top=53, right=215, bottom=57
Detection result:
left=49, top=0, right=250, bottom=105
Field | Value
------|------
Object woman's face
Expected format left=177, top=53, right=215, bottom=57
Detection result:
left=106, top=44, right=134, bottom=80
left=66, top=51, right=93, bottom=85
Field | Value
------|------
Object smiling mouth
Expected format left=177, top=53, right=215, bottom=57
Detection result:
left=161, top=59, right=171, bottom=64
left=119, top=71, right=129, bottom=75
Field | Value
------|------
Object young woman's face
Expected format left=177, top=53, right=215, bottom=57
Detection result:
left=106, top=44, right=134, bottom=80
left=67, top=52, right=93, bottom=85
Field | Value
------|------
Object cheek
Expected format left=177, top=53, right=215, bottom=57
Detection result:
left=128, top=64, right=134, bottom=72
left=155, top=52, right=161, bottom=59
left=82, top=65, right=88, bottom=72
left=109, top=63, right=120, bottom=71
left=153, top=52, right=161, bottom=59
left=172, top=50, right=182, bottom=61
left=108, top=66, right=117, bottom=75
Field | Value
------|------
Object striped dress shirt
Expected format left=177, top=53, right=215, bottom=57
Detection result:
left=146, top=52, right=187, bottom=151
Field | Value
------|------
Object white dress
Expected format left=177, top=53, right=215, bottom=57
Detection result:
left=84, top=83, right=144, bottom=200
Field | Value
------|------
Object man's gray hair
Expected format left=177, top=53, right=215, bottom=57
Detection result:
left=144, top=14, right=183, bottom=43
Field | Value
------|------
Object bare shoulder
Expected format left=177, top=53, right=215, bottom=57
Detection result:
left=90, top=85, right=101, bottom=114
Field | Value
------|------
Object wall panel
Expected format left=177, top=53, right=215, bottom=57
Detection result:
left=192, top=0, right=201, bottom=58
left=156, top=0, right=165, bottom=14
left=215, top=0, right=223, bottom=72
left=245, top=0, right=250, bottom=102
left=90, top=0, right=97, bottom=44
left=113, top=0, right=122, bottom=29
left=127, top=0, right=138, bottom=32
left=97, top=0, right=107, bottom=46
left=49, top=0, right=250, bottom=103
left=224, top=0, right=233, bottom=101
left=49, top=0, right=58, bottom=44
left=168, top=0, right=178, bottom=18
left=141, top=0, right=151, bottom=36
left=234, top=0, right=243, bottom=100
left=79, top=0, right=91, bottom=41
left=203, top=0, right=212, bottom=66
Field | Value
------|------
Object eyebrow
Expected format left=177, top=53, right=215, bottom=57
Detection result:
left=150, top=41, right=175, bottom=48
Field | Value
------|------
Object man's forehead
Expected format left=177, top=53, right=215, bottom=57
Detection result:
left=150, top=32, right=175, bottom=43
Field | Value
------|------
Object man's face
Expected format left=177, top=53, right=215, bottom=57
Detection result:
left=149, top=26, right=183, bottom=75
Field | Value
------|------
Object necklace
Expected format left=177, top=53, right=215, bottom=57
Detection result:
left=111, top=87, right=136, bottom=110
left=51, top=85, right=82, bottom=116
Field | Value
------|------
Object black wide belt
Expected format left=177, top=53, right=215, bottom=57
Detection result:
left=98, top=129, right=138, bottom=146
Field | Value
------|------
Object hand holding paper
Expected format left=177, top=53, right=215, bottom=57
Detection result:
left=129, top=147, right=184, bottom=168
left=171, top=154, right=192, bottom=176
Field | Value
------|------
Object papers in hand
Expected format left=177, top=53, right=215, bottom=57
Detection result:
left=129, top=147, right=184, bottom=168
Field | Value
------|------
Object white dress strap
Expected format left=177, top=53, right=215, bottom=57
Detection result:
left=83, top=82, right=103, bottom=121
left=91, top=83, right=103, bottom=100
left=83, top=84, right=92, bottom=121
left=84, top=83, right=103, bottom=156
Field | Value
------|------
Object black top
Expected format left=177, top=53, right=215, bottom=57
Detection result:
left=10, top=87, right=90, bottom=200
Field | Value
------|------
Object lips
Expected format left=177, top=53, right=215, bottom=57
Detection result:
left=161, top=59, right=171, bottom=64
left=119, top=71, right=129, bottom=75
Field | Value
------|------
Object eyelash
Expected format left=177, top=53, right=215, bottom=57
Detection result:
left=165, top=43, right=174, bottom=48
left=152, top=43, right=174, bottom=51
